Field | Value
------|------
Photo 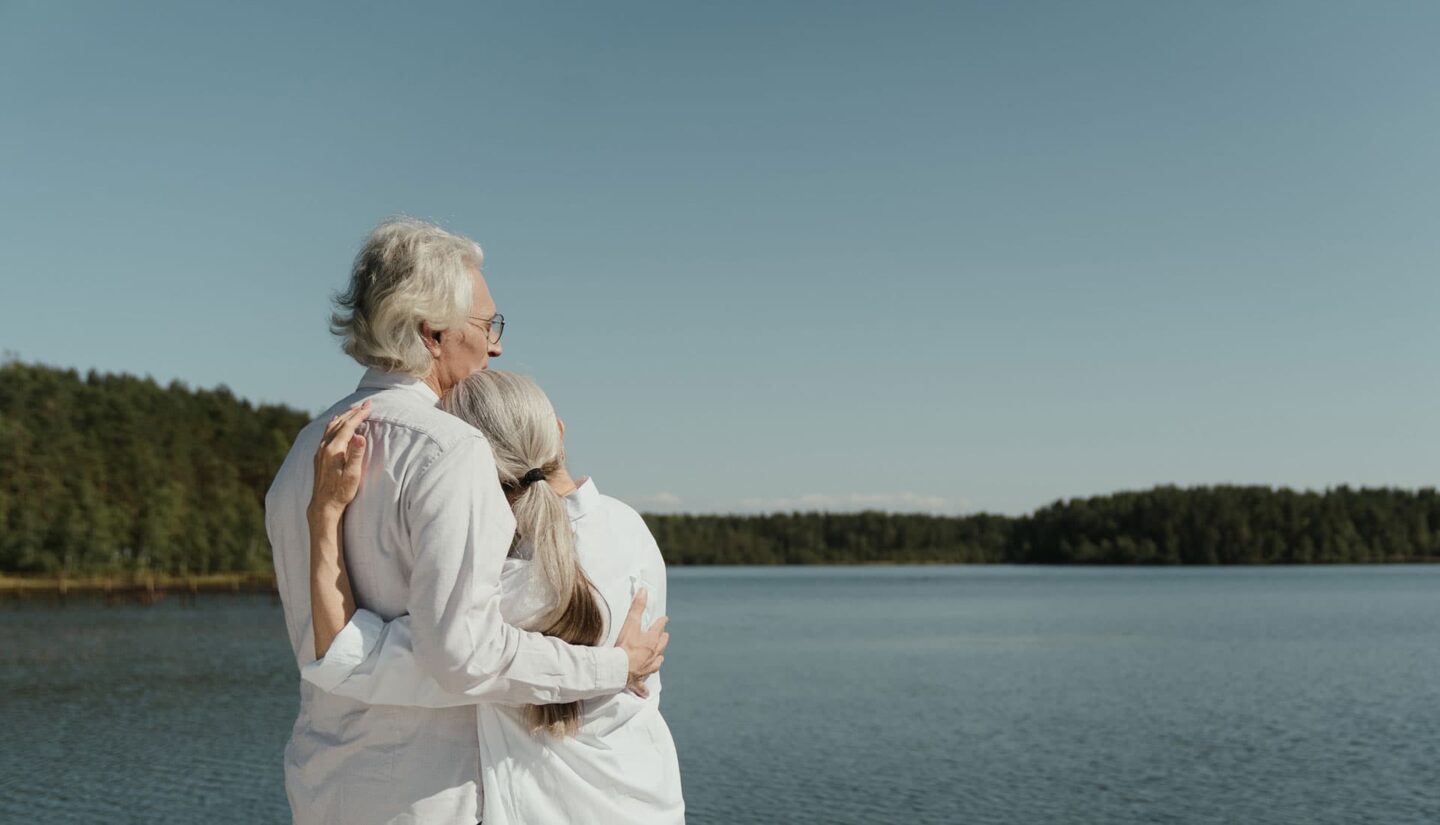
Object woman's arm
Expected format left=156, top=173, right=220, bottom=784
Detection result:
left=308, top=401, right=370, bottom=658
left=308, top=502, right=355, bottom=658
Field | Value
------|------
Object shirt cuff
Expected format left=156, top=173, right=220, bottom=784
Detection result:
left=300, top=608, right=386, bottom=692
left=595, top=645, right=629, bottom=692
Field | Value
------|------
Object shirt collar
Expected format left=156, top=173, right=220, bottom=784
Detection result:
left=564, top=477, right=600, bottom=523
left=356, top=367, right=440, bottom=405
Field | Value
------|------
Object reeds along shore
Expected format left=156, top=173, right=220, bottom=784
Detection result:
left=0, top=572, right=279, bottom=605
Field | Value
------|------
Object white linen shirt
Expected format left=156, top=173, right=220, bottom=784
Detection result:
left=265, top=369, right=629, bottom=825
left=311, top=478, right=685, bottom=825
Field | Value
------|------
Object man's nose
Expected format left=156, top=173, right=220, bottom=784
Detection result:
left=489, top=339, right=503, bottom=359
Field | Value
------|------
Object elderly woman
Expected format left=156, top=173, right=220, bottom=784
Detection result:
left=265, top=217, right=669, bottom=825
left=310, top=371, right=685, bottom=824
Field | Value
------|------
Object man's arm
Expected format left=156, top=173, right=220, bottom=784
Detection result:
left=302, top=432, right=662, bottom=706
left=303, top=593, right=654, bottom=707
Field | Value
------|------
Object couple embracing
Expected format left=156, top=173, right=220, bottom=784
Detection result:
left=265, top=218, right=684, bottom=825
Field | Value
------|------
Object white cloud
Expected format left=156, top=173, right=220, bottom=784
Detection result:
left=626, top=491, right=684, bottom=511
left=734, top=492, right=964, bottom=515
left=615, top=490, right=968, bottom=515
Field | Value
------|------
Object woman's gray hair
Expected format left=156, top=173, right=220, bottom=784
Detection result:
left=439, top=370, right=605, bottom=737
left=330, top=217, right=483, bottom=377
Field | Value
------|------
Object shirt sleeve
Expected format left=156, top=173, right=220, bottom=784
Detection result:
left=300, top=434, right=629, bottom=706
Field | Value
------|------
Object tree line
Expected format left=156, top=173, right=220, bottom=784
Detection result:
left=2, top=360, right=1437, bottom=574
left=648, top=486, right=1440, bottom=565
left=0, top=359, right=304, bottom=575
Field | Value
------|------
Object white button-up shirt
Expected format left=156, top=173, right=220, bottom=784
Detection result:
left=265, top=369, right=628, bottom=825
left=311, top=478, right=686, bottom=825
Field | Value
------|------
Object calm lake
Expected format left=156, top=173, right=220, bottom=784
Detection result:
left=2, top=565, right=1437, bottom=824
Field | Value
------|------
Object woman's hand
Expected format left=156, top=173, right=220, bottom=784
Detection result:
left=308, top=401, right=369, bottom=658
left=308, top=400, right=372, bottom=523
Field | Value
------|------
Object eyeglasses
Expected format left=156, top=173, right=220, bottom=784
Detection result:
left=468, top=313, right=505, bottom=344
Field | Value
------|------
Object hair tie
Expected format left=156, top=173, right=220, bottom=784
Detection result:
left=520, top=468, right=547, bottom=487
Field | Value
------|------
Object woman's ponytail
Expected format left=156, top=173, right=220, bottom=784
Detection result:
left=439, top=371, right=605, bottom=736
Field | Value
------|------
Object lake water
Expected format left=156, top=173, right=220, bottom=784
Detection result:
left=2, top=565, right=1437, bottom=824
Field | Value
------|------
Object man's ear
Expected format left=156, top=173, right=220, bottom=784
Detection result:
left=419, top=323, right=443, bottom=357
left=557, top=417, right=566, bottom=440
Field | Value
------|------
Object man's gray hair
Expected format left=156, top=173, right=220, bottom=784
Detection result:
left=331, top=217, right=483, bottom=378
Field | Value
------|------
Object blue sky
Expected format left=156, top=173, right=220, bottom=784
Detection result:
left=2, top=1, right=1438, bottom=515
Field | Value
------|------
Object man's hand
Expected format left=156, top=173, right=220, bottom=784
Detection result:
left=614, top=589, right=668, bottom=699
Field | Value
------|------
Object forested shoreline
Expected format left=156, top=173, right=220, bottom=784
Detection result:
left=3, top=360, right=1437, bottom=574
left=649, top=485, right=1440, bottom=565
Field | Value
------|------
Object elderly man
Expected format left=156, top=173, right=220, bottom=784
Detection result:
left=265, top=218, right=668, bottom=825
